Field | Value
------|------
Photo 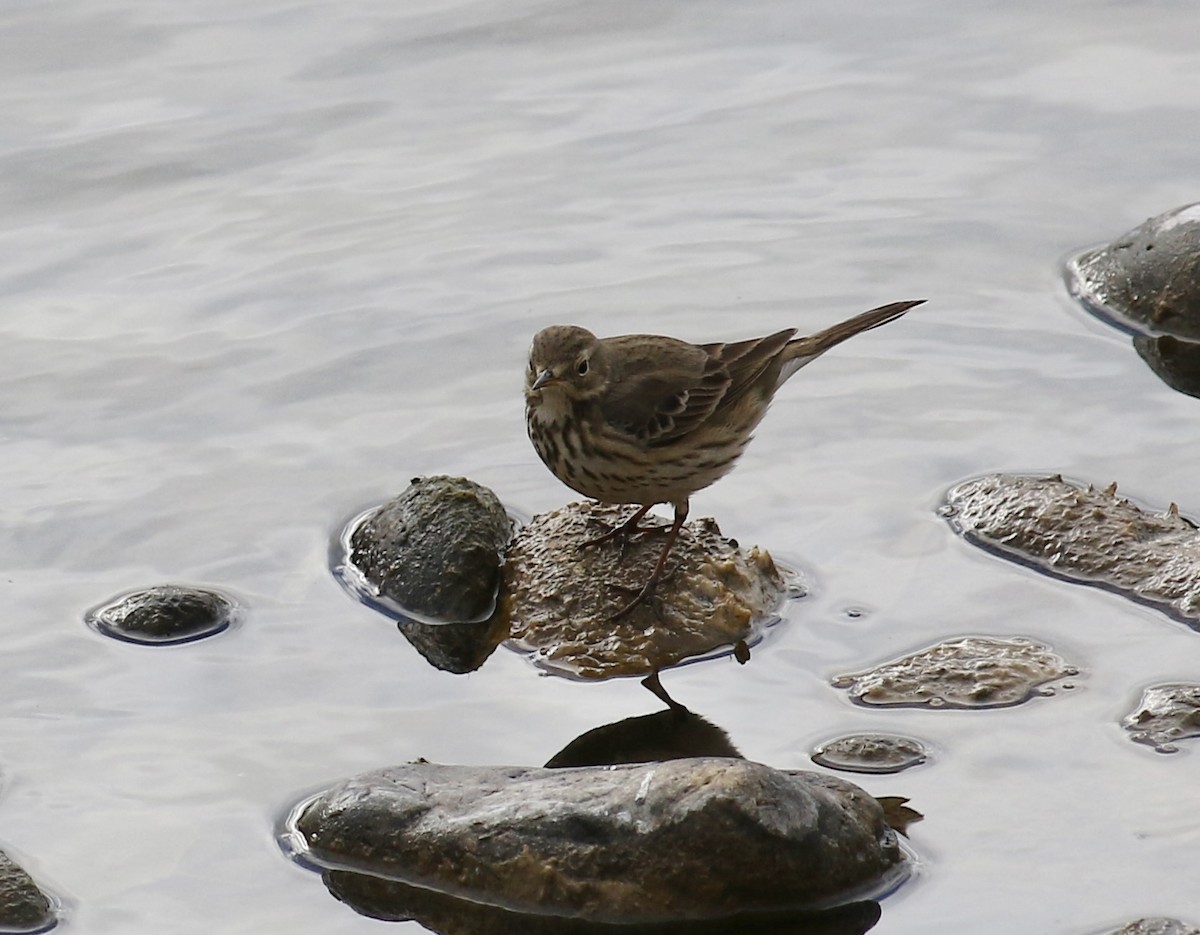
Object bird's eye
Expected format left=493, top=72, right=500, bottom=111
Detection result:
left=576, top=358, right=589, bottom=376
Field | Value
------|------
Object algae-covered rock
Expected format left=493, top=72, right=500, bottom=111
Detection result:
left=944, top=473, right=1200, bottom=624
left=0, top=848, right=55, bottom=933
left=1122, top=683, right=1200, bottom=754
left=498, top=501, right=789, bottom=678
left=1067, top=202, right=1200, bottom=340
left=85, top=584, right=236, bottom=645
left=348, top=476, right=513, bottom=624
left=833, top=636, right=1076, bottom=709
left=291, top=758, right=907, bottom=923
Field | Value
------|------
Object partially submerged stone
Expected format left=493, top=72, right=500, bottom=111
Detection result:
left=0, top=848, right=55, bottom=933
left=498, top=502, right=788, bottom=678
left=290, top=759, right=907, bottom=923
left=1100, top=920, right=1200, bottom=935
left=1067, top=202, right=1200, bottom=340
left=812, top=734, right=927, bottom=774
left=833, top=636, right=1076, bottom=709
left=944, top=473, right=1200, bottom=625
left=85, top=584, right=236, bottom=645
left=346, top=476, right=513, bottom=624
left=1122, top=684, right=1200, bottom=754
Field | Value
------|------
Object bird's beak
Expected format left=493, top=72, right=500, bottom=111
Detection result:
left=530, top=369, right=555, bottom=391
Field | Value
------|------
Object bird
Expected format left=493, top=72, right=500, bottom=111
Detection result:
left=524, top=299, right=924, bottom=617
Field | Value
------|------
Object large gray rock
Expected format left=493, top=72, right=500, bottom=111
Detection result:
left=944, top=473, right=1200, bottom=625
left=499, top=501, right=790, bottom=678
left=1068, top=202, right=1200, bottom=340
left=0, top=848, right=55, bottom=933
left=292, top=759, right=906, bottom=923
left=347, top=476, right=513, bottom=624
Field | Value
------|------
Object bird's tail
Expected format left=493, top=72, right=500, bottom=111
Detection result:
left=778, top=299, right=924, bottom=384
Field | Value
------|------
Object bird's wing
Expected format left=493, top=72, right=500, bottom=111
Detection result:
left=598, top=335, right=731, bottom=444
left=702, top=329, right=796, bottom=405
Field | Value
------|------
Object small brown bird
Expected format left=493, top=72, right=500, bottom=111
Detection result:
left=525, top=299, right=924, bottom=616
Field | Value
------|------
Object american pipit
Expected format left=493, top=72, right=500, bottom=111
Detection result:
left=525, top=299, right=923, bottom=617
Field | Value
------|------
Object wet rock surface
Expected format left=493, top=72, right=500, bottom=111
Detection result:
left=0, top=848, right=55, bottom=933
left=1101, top=920, right=1200, bottom=935
left=85, top=584, right=236, bottom=645
left=833, top=636, right=1076, bottom=709
left=811, top=734, right=927, bottom=774
left=498, top=501, right=789, bottom=678
left=945, top=473, right=1200, bottom=625
left=1067, top=202, right=1200, bottom=340
left=291, top=758, right=906, bottom=923
left=347, top=476, right=513, bottom=624
left=1122, top=684, right=1200, bottom=754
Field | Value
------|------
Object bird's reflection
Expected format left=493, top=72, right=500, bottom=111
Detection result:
left=545, top=706, right=742, bottom=768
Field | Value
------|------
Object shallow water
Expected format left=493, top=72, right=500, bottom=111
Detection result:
left=3, top=1, right=1200, bottom=932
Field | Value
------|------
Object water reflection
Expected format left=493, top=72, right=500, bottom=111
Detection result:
left=1133, top=334, right=1200, bottom=401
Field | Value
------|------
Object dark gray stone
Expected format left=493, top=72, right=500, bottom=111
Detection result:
left=944, top=473, right=1200, bottom=625
left=348, top=476, right=512, bottom=624
left=1133, top=334, right=1200, bottom=400
left=498, top=501, right=789, bottom=678
left=85, top=584, right=236, bottom=645
left=0, top=849, right=55, bottom=933
left=292, top=759, right=906, bottom=923
left=1068, top=203, right=1200, bottom=340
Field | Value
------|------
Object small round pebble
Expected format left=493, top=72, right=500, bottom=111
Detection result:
left=812, top=734, right=927, bottom=774
left=87, top=585, right=237, bottom=645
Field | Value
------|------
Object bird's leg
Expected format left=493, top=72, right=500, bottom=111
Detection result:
left=610, top=501, right=688, bottom=620
left=579, top=503, right=660, bottom=556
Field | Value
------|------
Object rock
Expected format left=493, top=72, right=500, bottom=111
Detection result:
left=318, top=870, right=883, bottom=934
left=1067, top=202, right=1200, bottom=340
left=1121, top=683, right=1200, bottom=753
left=833, top=636, right=1076, bottom=709
left=944, top=473, right=1200, bottom=625
left=1101, top=920, right=1200, bottom=935
left=0, top=848, right=55, bottom=933
left=544, top=710, right=742, bottom=768
left=811, top=734, right=927, bottom=774
left=498, top=501, right=789, bottom=678
left=347, top=476, right=513, bottom=624
left=291, top=759, right=907, bottom=923
left=1133, top=334, right=1200, bottom=400
left=85, top=584, right=236, bottom=645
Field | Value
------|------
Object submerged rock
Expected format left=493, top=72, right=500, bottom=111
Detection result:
left=498, top=502, right=788, bottom=678
left=833, top=636, right=1076, bottom=709
left=1067, top=202, right=1200, bottom=340
left=1122, top=684, right=1200, bottom=754
left=291, top=759, right=907, bottom=923
left=0, top=848, right=55, bottom=933
left=85, top=584, right=236, bottom=645
left=944, top=473, right=1200, bottom=625
left=811, top=734, right=927, bottom=774
left=1101, top=920, right=1200, bottom=935
left=347, top=476, right=513, bottom=624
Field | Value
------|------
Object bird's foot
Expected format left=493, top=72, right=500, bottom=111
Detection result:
left=608, top=563, right=679, bottom=620
left=641, top=671, right=690, bottom=714
left=579, top=507, right=667, bottom=561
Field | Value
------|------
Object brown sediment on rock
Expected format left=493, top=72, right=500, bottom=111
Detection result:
left=291, top=758, right=906, bottom=923
left=497, top=501, right=789, bottom=679
left=1122, top=683, right=1200, bottom=754
left=833, top=636, right=1076, bottom=709
left=812, top=734, right=927, bottom=774
left=944, top=473, right=1200, bottom=625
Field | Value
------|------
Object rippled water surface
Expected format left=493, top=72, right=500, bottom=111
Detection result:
left=4, top=1, right=1200, bottom=932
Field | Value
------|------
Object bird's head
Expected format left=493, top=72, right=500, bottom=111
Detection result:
left=526, top=325, right=609, bottom=403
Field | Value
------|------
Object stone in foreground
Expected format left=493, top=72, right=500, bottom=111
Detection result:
left=833, top=636, right=1076, bottom=709
left=347, top=476, right=513, bottom=623
left=291, top=759, right=907, bottom=923
left=85, top=584, right=236, bottom=645
left=1122, top=683, right=1200, bottom=753
left=0, top=848, right=55, bottom=933
left=944, top=473, right=1200, bottom=625
left=1067, top=202, right=1200, bottom=340
left=498, top=501, right=788, bottom=678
